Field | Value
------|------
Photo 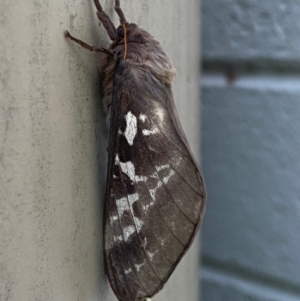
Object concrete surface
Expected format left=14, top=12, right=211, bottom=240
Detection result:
left=201, top=1, right=300, bottom=300
left=0, top=0, right=201, bottom=301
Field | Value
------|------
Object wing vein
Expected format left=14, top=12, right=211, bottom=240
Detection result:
left=116, top=163, right=165, bottom=282
left=140, top=104, right=194, bottom=162
left=106, top=250, right=133, bottom=298
left=138, top=128, right=196, bottom=236
left=122, top=131, right=184, bottom=264
left=111, top=191, right=152, bottom=296
left=146, top=145, right=203, bottom=198
left=135, top=100, right=201, bottom=197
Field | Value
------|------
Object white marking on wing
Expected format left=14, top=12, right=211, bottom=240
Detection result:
left=143, top=201, right=154, bottom=211
left=142, top=127, right=159, bottom=136
left=133, top=217, right=143, bottom=232
left=160, top=238, right=166, bottom=246
left=119, top=161, right=135, bottom=181
left=141, top=237, right=147, bottom=249
left=119, top=161, right=148, bottom=183
left=116, top=193, right=144, bottom=234
left=124, top=111, right=137, bottom=145
left=139, top=114, right=147, bottom=122
left=149, top=180, right=163, bottom=201
left=110, top=215, right=119, bottom=221
left=163, top=170, right=175, bottom=184
left=149, top=166, right=175, bottom=201
left=135, top=262, right=144, bottom=271
left=147, top=250, right=158, bottom=260
left=155, top=107, right=164, bottom=123
left=123, top=225, right=135, bottom=241
left=128, top=193, right=139, bottom=204
left=116, top=197, right=130, bottom=216
left=115, top=154, right=120, bottom=165
left=124, top=268, right=132, bottom=275
left=115, top=160, right=175, bottom=217
left=128, top=193, right=144, bottom=232
left=156, top=164, right=170, bottom=172
left=114, top=235, right=123, bottom=242
left=174, top=156, right=183, bottom=166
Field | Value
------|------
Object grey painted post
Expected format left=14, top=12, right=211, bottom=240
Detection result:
left=0, top=1, right=201, bottom=300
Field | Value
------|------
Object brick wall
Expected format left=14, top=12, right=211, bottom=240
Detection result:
left=201, top=1, right=300, bottom=300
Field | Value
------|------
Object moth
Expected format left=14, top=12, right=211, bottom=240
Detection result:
left=65, top=1, right=206, bottom=300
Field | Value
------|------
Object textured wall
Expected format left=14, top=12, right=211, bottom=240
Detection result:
left=201, top=1, right=300, bottom=300
left=0, top=0, right=201, bottom=300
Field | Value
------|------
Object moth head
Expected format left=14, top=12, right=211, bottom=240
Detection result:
left=115, top=23, right=152, bottom=45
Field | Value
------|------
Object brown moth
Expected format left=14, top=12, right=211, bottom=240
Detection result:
left=65, top=1, right=206, bottom=300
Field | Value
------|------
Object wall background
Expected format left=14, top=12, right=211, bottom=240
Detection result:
left=0, top=0, right=201, bottom=300
left=201, top=0, right=300, bottom=300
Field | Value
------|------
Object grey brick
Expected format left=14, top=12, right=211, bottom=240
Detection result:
left=202, top=0, right=300, bottom=65
left=202, top=78, right=300, bottom=287
left=202, top=267, right=300, bottom=301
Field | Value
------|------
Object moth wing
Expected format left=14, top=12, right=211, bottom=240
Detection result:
left=104, top=63, right=206, bottom=301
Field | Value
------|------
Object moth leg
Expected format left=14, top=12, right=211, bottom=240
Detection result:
left=65, top=31, right=113, bottom=56
left=114, top=0, right=127, bottom=24
left=93, top=0, right=118, bottom=41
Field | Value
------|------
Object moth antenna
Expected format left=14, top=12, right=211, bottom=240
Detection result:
left=93, top=0, right=118, bottom=41
left=123, top=23, right=127, bottom=60
left=115, top=0, right=127, bottom=24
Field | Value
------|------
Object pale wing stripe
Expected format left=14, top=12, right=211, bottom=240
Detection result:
left=110, top=191, right=153, bottom=296
left=138, top=103, right=194, bottom=162
left=114, top=173, right=178, bottom=266
left=135, top=102, right=195, bottom=164
left=147, top=145, right=203, bottom=198
left=145, top=146, right=201, bottom=225
left=121, top=131, right=188, bottom=262
left=136, top=103, right=203, bottom=203
left=135, top=176, right=185, bottom=264
left=138, top=131, right=196, bottom=232
left=120, top=146, right=178, bottom=266
left=116, top=163, right=165, bottom=282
